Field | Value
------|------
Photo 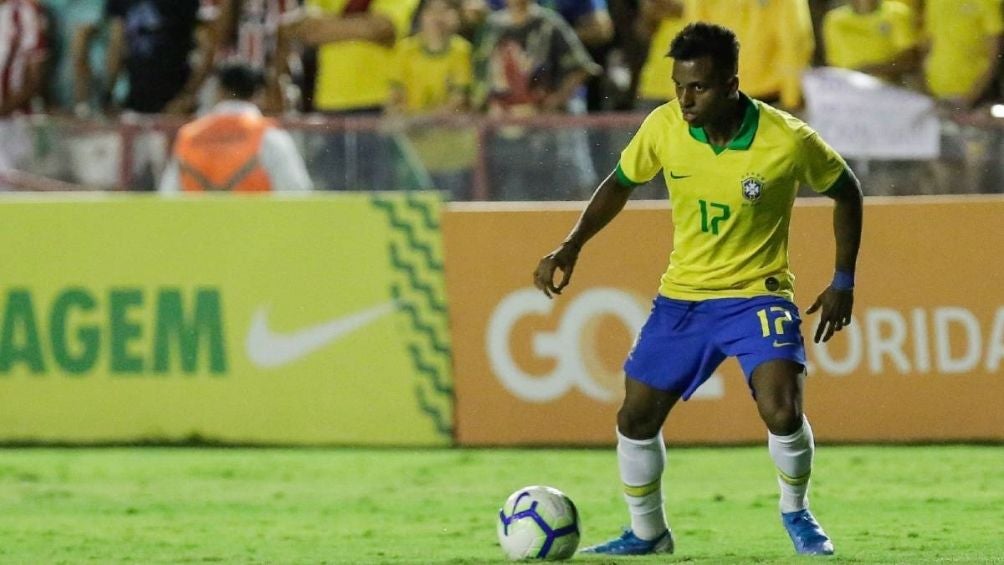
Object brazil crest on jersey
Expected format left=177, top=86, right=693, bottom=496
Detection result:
left=616, top=94, right=849, bottom=301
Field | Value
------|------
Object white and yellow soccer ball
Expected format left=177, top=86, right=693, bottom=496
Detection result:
left=497, top=485, right=581, bottom=561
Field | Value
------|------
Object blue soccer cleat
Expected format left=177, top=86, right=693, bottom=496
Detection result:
left=580, top=528, right=674, bottom=555
left=782, top=509, right=835, bottom=555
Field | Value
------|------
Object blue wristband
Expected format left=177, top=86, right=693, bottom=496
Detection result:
left=832, top=270, right=855, bottom=290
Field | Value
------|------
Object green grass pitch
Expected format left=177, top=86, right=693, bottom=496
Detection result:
left=0, top=446, right=1000, bottom=563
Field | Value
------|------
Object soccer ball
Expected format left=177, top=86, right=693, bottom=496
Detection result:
left=497, top=485, right=580, bottom=561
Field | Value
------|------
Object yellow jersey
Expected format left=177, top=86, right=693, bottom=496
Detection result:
left=823, top=1, right=918, bottom=71
left=616, top=95, right=848, bottom=301
left=688, top=0, right=814, bottom=108
left=308, top=0, right=419, bottom=111
left=391, top=34, right=472, bottom=113
left=924, top=0, right=1004, bottom=99
left=638, top=15, right=689, bottom=102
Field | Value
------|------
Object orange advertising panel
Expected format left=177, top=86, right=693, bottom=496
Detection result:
left=444, top=197, right=1004, bottom=445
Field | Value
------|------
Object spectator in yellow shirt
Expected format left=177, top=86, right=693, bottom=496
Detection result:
left=275, top=0, right=419, bottom=190
left=388, top=0, right=472, bottom=116
left=279, top=0, right=419, bottom=113
left=689, top=0, right=814, bottom=110
left=387, top=0, right=476, bottom=199
left=923, top=0, right=1004, bottom=107
left=635, top=0, right=689, bottom=110
left=823, top=0, right=920, bottom=86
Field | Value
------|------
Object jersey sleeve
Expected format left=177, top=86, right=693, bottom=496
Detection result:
left=797, top=126, right=849, bottom=194
left=617, top=109, right=665, bottom=186
left=451, top=38, right=473, bottom=90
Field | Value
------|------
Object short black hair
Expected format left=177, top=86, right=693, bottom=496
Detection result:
left=668, top=22, right=740, bottom=77
left=217, top=62, right=264, bottom=100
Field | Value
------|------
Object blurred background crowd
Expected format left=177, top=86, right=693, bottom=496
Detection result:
left=3, top=0, right=1004, bottom=199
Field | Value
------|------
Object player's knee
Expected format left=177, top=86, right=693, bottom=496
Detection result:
left=760, top=401, right=803, bottom=436
left=617, top=405, right=662, bottom=440
left=757, top=388, right=802, bottom=435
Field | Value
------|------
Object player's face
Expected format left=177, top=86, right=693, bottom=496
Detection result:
left=672, top=56, right=738, bottom=127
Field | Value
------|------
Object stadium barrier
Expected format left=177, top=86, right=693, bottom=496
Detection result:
left=2, top=193, right=1001, bottom=446
left=13, top=111, right=1004, bottom=198
left=443, top=196, right=1004, bottom=445
left=0, top=192, right=452, bottom=445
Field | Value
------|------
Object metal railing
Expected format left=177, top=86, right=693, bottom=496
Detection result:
left=10, top=111, right=1004, bottom=199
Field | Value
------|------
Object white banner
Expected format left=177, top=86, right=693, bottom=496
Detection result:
left=802, top=67, right=940, bottom=160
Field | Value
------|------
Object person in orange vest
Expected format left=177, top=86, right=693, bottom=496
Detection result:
left=159, top=62, right=313, bottom=193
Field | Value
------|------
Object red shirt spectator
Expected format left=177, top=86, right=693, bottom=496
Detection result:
left=0, top=0, right=47, bottom=178
left=0, top=0, right=48, bottom=116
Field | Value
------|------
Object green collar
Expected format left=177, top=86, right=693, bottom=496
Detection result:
left=688, top=94, right=760, bottom=154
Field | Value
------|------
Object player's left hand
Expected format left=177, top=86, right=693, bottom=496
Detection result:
left=806, top=287, right=854, bottom=343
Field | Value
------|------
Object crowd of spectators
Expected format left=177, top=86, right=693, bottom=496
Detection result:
left=2, top=0, right=1004, bottom=195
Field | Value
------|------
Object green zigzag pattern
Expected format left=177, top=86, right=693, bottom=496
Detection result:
left=371, top=194, right=453, bottom=441
left=390, top=269, right=447, bottom=314
left=405, top=193, right=440, bottom=230
left=415, top=383, right=451, bottom=436
left=407, top=343, right=453, bottom=394
left=396, top=295, right=451, bottom=355
left=372, top=199, right=443, bottom=270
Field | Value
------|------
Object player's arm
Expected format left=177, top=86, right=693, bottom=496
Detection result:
left=571, top=9, right=614, bottom=49
left=806, top=170, right=863, bottom=343
left=0, top=4, right=46, bottom=117
left=541, top=69, right=591, bottom=112
left=103, top=17, right=124, bottom=112
left=165, top=15, right=223, bottom=115
left=962, top=34, right=1003, bottom=107
left=287, top=9, right=396, bottom=47
left=778, top=0, right=814, bottom=110
left=855, top=46, right=920, bottom=81
left=0, top=53, right=45, bottom=116
left=71, top=23, right=99, bottom=115
left=533, top=171, right=633, bottom=298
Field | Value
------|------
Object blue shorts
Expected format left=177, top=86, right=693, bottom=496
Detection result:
left=623, top=295, right=807, bottom=400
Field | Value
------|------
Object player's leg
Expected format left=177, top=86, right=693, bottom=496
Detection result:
left=617, top=378, right=679, bottom=542
left=726, top=296, right=833, bottom=556
left=583, top=297, right=724, bottom=556
left=751, top=358, right=834, bottom=556
left=751, top=359, right=812, bottom=508
left=581, top=377, right=678, bottom=555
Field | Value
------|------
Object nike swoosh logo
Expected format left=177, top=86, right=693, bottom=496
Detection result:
left=246, top=301, right=397, bottom=368
left=669, top=172, right=691, bottom=179
left=773, top=340, right=798, bottom=348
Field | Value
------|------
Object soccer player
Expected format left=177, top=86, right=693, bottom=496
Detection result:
left=532, top=22, right=862, bottom=556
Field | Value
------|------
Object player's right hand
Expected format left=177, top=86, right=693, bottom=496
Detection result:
left=533, top=242, right=580, bottom=299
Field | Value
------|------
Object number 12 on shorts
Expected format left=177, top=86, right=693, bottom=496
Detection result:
left=757, top=306, right=793, bottom=338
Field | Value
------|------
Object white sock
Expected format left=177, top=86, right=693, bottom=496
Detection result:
left=768, top=415, right=814, bottom=513
left=616, top=428, right=669, bottom=540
